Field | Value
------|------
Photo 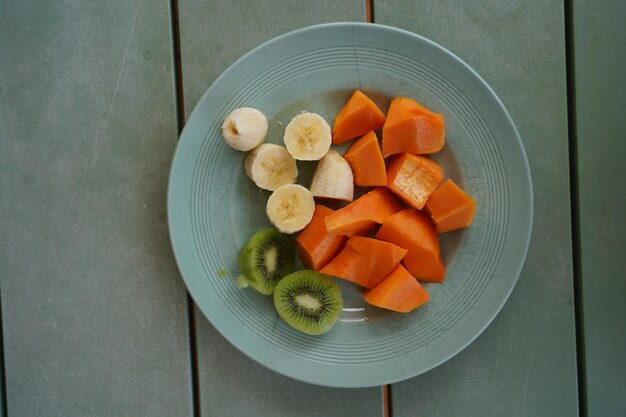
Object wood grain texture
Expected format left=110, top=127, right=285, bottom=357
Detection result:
left=573, top=1, right=626, bottom=415
left=195, top=307, right=384, bottom=417
left=177, top=1, right=384, bottom=416
left=179, top=0, right=366, bottom=118
left=0, top=306, right=4, bottom=417
left=0, top=0, right=193, bottom=415
left=375, top=1, right=579, bottom=416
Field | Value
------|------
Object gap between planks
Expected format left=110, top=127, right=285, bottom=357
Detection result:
left=0, top=303, right=8, bottom=417
left=563, top=0, right=587, bottom=416
left=169, top=0, right=200, bottom=416
left=366, top=0, right=375, bottom=23
left=383, top=384, right=392, bottom=417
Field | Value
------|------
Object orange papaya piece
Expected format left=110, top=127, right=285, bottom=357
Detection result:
left=424, top=179, right=477, bottom=233
left=325, top=187, right=403, bottom=236
left=362, top=264, right=430, bottom=312
left=386, top=153, right=444, bottom=210
left=376, top=209, right=445, bottom=282
left=332, top=90, right=386, bottom=145
left=343, top=131, right=387, bottom=186
left=382, top=97, right=444, bottom=157
left=320, top=236, right=407, bottom=288
left=296, top=205, right=348, bottom=271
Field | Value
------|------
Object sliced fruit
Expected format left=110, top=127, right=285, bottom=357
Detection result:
left=283, top=112, right=332, bottom=160
left=376, top=209, right=445, bottom=282
left=237, top=227, right=295, bottom=295
left=244, top=143, right=298, bottom=191
left=362, top=264, right=430, bottom=312
left=332, top=90, right=386, bottom=144
left=320, top=236, right=407, bottom=288
left=325, top=187, right=403, bottom=236
left=266, top=184, right=315, bottom=234
left=343, top=131, right=387, bottom=186
left=424, top=179, right=477, bottom=233
left=387, top=153, right=444, bottom=210
left=309, top=150, right=354, bottom=202
left=221, top=107, right=268, bottom=151
left=296, top=205, right=348, bottom=271
left=382, top=97, right=445, bottom=157
left=273, top=270, right=343, bottom=335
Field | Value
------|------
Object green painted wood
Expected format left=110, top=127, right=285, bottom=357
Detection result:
left=0, top=307, right=4, bottom=417
left=194, top=307, right=384, bottom=416
left=179, top=1, right=365, bottom=118
left=573, top=1, right=626, bottom=415
left=177, top=2, right=384, bottom=415
left=0, top=1, right=193, bottom=416
left=375, top=1, right=579, bottom=416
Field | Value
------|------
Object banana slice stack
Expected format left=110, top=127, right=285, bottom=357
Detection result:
left=221, top=107, right=356, bottom=234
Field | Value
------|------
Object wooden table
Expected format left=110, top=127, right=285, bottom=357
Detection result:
left=1, top=0, right=624, bottom=416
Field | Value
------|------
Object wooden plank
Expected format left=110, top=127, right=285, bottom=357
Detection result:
left=0, top=309, right=4, bottom=417
left=375, top=1, right=579, bottom=416
left=0, top=1, right=193, bottom=416
left=177, top=2, right=385, bottom=415
left=572, top=1, right=626, bottom=415
left=179, top=1, right=364, bottom=117
left=195, top=316, right=385, bottom=416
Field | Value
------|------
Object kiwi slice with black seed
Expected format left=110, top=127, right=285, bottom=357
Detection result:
left=273, top=270, right=343, bottom=335
left=237, top=227, right=295, bottom=295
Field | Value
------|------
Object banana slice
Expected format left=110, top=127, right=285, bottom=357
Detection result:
left=221, top=107, right=268, bottom=151
left=309, top=150, right=354, bottom=202
left=283, top=112, right=332, bottom=160
left=244, top=143, right=298, bottom=191
left=266, top=184, right=315, bottom=234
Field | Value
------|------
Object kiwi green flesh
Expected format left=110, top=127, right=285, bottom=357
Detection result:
left=273, top=270, right=343, bottom=335
left=238, top=228, right=295, bottom=295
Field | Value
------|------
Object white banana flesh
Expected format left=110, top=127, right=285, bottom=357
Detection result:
left=221, top=107, right=268, bottom=151
left=309, top=150, right=354, bottom=202
left=266, top=184, right=315, bottom=234
left=244, top=143, right=298, bottom=191
left=283, top=112, right=331, bottom=160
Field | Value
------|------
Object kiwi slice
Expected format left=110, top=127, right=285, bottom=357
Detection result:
left=237, top=227, right=295, bottom=295
left=273, top=270, right=343, bottom=335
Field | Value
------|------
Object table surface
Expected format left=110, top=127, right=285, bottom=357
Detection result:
left=1, top=0, right=624, bottom=416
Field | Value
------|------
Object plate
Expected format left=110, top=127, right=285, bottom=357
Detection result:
left=168, top=23, right=532, bottom=388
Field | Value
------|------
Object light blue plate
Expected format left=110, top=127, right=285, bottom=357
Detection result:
left=168, top=23, right=532, bottom=388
